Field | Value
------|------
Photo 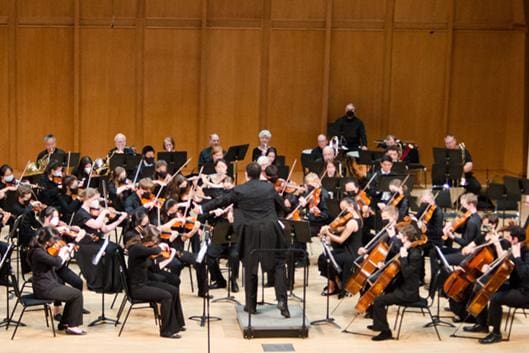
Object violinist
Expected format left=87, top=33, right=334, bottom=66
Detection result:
left=376, top=178, right=409, bottom=222
left=36, top=134, right=67, bottom=167
left=198, top=133, right=221, bottom=168
left=41, top=206, right=87, bottom=319
left=317, top=197, right=363, bottom=298
left=477, top=226, right=529, bottom=344
left=125, top=224, right=185, bottom=338
left=59, top=175, right=82, bottom=223
left=165, top=174, right=189, bottom=202
left=443, top=193, right=481, bottom=248
left=38, top=161, right=64, bottom=210
left=162, top=136, right=176, bottom=152
left=108, top=166, right=134, bottom=211
left=251, top=129, right=273, bottom=161
left=322, top=160, right=342, bottom=179
left=108, top=133, right=136, bottom=156
left=266, top=146, right=279, bottom=166
left=29, top=227, right=86, bottom=335
left=141, top=145, right=156, bottom=169
left=384, top=145, right=400, bottom=163
left=0, top=164, right=18, bottom=209
left=298, top=172, right=330, bottom=236
left=153, top=160, right=171, bottom=186
left=72, top=156, right=94, bottom=188
left=369, top=224, right=423, bottom=341
left=72, top=188, right=127, bottom=292
left=124, top=178, right=157, bottom=214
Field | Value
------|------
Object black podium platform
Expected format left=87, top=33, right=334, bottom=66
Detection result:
left=236, top=304, right=309, bottom=339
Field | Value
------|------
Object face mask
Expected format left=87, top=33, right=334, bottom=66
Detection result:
left=50, top=217, right=59, bottom=226
left=346, top=110, right=354, bottom=118
left=53, top=171, right=62, bottom=177
left=158, top=171, right=167, bottom=179
left=382, top=219, right=390, bottom=227
left=145, top=157, right=155, bottom=165
left=84, top=167, right=92, bottom=175
left=70, top=186, right=79, bottom=194
left=23, top=199, right=31, bottom=206
left=142, top=191, right=151, bottom=199
left=344, top=191, right=357, bottom=198
left=4, top=175, right=14, bottom=183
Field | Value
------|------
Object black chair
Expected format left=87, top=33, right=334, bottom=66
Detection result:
left=392, top=296, right=442, bottom=341
left=503, top=304, right=529, bottom=341
left=5, top=270, right=55, bottom=340
left=0, top=244, right=16, bottom=328
left=115, top=249, right=159, bottom=337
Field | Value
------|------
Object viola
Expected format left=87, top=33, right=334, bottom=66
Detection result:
left=328, top=211, right=353, bottom=232
left=443, top=210, right=472, bottom=240
left=389, top=192, right=405, bottom=207
left=309, top=187, right=321, bottom=216
left=47, top=240, right=67, bottom=256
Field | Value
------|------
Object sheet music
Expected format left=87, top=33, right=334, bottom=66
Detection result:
left=92, top=236, right=110, bottom=266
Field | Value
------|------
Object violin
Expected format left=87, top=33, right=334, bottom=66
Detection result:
left=442, top=210, right=472, bottom=240
left=47, top=240, right=77, bottom=257
left=274, top=179, right=304, bottom=194
left=309, top=187, right=321, bottom=216
left=328, top=211, right=353, bottom=232
left=355, top=234, right=428, bottom=314
left=389, top=192, right=405, bottom=207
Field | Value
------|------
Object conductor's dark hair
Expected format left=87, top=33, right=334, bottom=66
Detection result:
left=246, top=162, right=261, bottom=180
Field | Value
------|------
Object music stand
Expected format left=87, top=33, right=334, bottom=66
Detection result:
left=281, top=219, right=311, bottom=302
left=109, top=154, right=126, bottom=171
left=157, top=151, right=188, bottom=174
left=322, top=177, right=340, bottom=200
left=391, top=161, right=408, bottom=175
left=66, top=152, right=80, bottom=173
left=224, top=144, right=249, bottom=184
left=432, top=147, right=464, bottom=187
left=277, top=165, right=289, bottom=180
left=211, top=222, right=240, bottom=305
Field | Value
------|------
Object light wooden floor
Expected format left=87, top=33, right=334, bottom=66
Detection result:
left=1, top=194, right=528, bottom=353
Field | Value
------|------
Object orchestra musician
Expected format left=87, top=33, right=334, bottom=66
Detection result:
left=162, top=136, right=176, bottom=152
left=29, top=227, right=86, bottom=335
left=332, top=103, right=368, bottom=151
left=107, top=166, right=134, bottom=211
left=36, top=134, right=67, bottom=167
left=38, top=162, right=64, bottom=211
left=317, top=197, right=363, bottom=298
left=251, top=129, right=273, bottom=162
left=310, top=134, right=329, bottom=163
left=198, top=133, right=221, bottom=168
left=109, top=133, right=136, bottom=156
left=376, top=178, right=409, bottom=222
left=444, top=134, right=481, bottom=194
left=196, top=162, right=291, bottom=318
left=59, top=175, right=82, bottom=224
left=72, top=156, right=94, bottom=188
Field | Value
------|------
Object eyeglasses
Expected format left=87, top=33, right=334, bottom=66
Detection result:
left=89, top=207, right=101, bottom=211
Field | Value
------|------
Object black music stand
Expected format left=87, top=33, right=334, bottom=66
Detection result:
left=211, top=222, right=240, bottom=305
left=109, top=154, right=126, bottom=171
left=281, top=219, right=311, bottom=302
left=432, top=148, right=464, bottom=187
left=157, top=151, right=188, bottom=174
left=224, top=144, right=249, bottom=184
left=65, top=152, right=80, bottom=172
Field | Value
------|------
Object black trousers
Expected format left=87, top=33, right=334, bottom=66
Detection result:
left=448, top=285, right=487, bottom=326
left=54, top=265, right=83, bottom=307
left=317, top=250, right=353, bottom=287
left=488, top=288, right=529, bottom=333
left=130, top=281, right=185, bottom=336
left=245, top=257, right=287, bottom=310
left=36, top=285, right=83, bottom=327
left=372, top=292, right=417, bottom=332
left=0, top=241, right=11, bottom=279
left=207, top=243, right=239, bottom=284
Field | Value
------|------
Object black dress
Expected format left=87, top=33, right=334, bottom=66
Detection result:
left=72, top=208, right=122, bottom=293
left=127, top=243, right=185, bottom=336
left=30, top=248, right=83, bottom=327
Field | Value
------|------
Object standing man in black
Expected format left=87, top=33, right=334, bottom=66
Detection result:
left=333, top=103, right=368, bottom=151
left=195, top=162, right=290, bottom=317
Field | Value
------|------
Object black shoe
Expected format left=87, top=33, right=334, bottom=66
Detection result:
left=57, top=322, right=67, bottom=331
left=367, top=325, right=382, bottom=332
left=364, top=312, right=373, bottom=319
left=175, top=326, right=186, bottom=333
left=372, top=330, right=393, bottom=341
left=463, top=324, right=489, bottom=333
left=277, top=301, right=290, bottom=318
left=198, top=293, right=213, bottom=299
left=53, top=313, right=62, bottom=322
left=320, top=286, right=339, bottom=296
left=231, top=281, right=239, bottom=293
left=243, top=306, right=257, bottom=314
left=337, top=290, right=350, bottom=299
left=209, top=281, right=227, bottom=290
left=161, top=332, right=181, bottom=339
left=479, top=332, right=502, bottom=344
left=82, top=308, right=90, bottom=315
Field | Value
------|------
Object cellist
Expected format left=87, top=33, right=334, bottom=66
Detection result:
left=477, top=226, right=529, bottom=344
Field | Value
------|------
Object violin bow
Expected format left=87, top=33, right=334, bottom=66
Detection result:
left=280, top=159, right=297, bottom=195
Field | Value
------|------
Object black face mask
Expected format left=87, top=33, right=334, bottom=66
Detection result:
left=460, top=207, right=468, bottom=213
left=142, top=191, right=151, bottom=199
left=145, top=157, right=155, bottom=165
left=382, top=219, right=390, bottom=227
left=23, top=199, right=31, bottom=206
left=346, top=110, right=355, bottom=118
left=344, top=191, right=357, bottom=198
left=70, top=187, right=79, bottom=194
left=158, top=171, right=168, bottom=179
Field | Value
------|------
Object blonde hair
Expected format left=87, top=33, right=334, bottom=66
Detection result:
left=80, top=187, right=99, bottom=202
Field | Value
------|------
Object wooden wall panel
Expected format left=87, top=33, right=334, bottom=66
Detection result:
left=332, top=0, right=386, bottom=21
left=17, top=0, right=74, bottom=19
left=0, top=28, right=9, bottom=165
left=394, top=0, right=449, bottom=24
left=389, top=31, right=448, bottom=167
left=271, top=0, right=326, bottom=20
left=79, top=28, right=136, bottom=159
left=208, top=0, right=263, bottom=20
left=329, top=31, right=385, bottom=149
left=143, top=29, right=201, bottom=160
left=455, top=0, right=514, bottom=25
left=16, top=28, right=74, bottom=168
left=0, top=0, right=7, bottom=18
left=448, top=31, right=520, bottom=172
left=145, top=0, right=201, bottom=19
left=204, top=29, right=261, bottom=166
left=267, top=30, right=325, bottom=163
left=80, top=0, right=137, bottom=19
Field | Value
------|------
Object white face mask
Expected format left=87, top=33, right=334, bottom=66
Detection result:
left=50, top=217, right=59, bottom=226
left=84, top=167, right=92, bottom=175
left=4, top=175, right=14, bottom=182
left=53, top=171, right=62, bottom=177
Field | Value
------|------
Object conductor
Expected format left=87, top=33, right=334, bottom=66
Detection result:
left=195, top=162, right=290, bottom=318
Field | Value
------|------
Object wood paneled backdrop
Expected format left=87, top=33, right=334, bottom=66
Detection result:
left=0, top=0, right=527, bottom=178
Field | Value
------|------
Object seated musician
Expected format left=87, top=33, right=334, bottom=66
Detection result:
left=162, top=136, right=176, bottom=152
left=317, top=197, right=362, bottom=298
left=125, top=225, right=185, bottom=338
left=322, top=145, right=336, bottom=164
left=153, top=160, right=171, bottom=186
left=58, top=175, right=82, bottom=224
left=369, top=224, right=423, bottom=341
left=124, top=178, right=157, bottom=214
left=251, top=129, right=273, bottom=161
left=322, top=160, right=342, bottom=179
left=385, top=145, right=400, bottom=163
left=36, top=134, right=67, bottom=167
left=198, top=133, right=221, bottom=168
left=202, top=159, right=229, bottom=199
left=29, top=227, right=86, bottom=335
left=72, top=188, right=127, bottom=292
left=265, top=147, right=279, bottom=166
left=444, top=134, right=481, bottom=194
left=38, top=161, right=64, bottom=211
left=477, top=226, right=529, bottom=344
left=376, top=178, right=409, bottom=222
left=72, top=156, right=94, bottom=188
left=310, top=134, right=329, bottom=163
left=109, top=133, right=135, bottom=156
left=298, top=172, right=330, bottom=237
left=0, top=164, right=18, bottom=192
left=108, top=166, right=134, bottom=211
left=0, top=206, right=14, bottom=279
